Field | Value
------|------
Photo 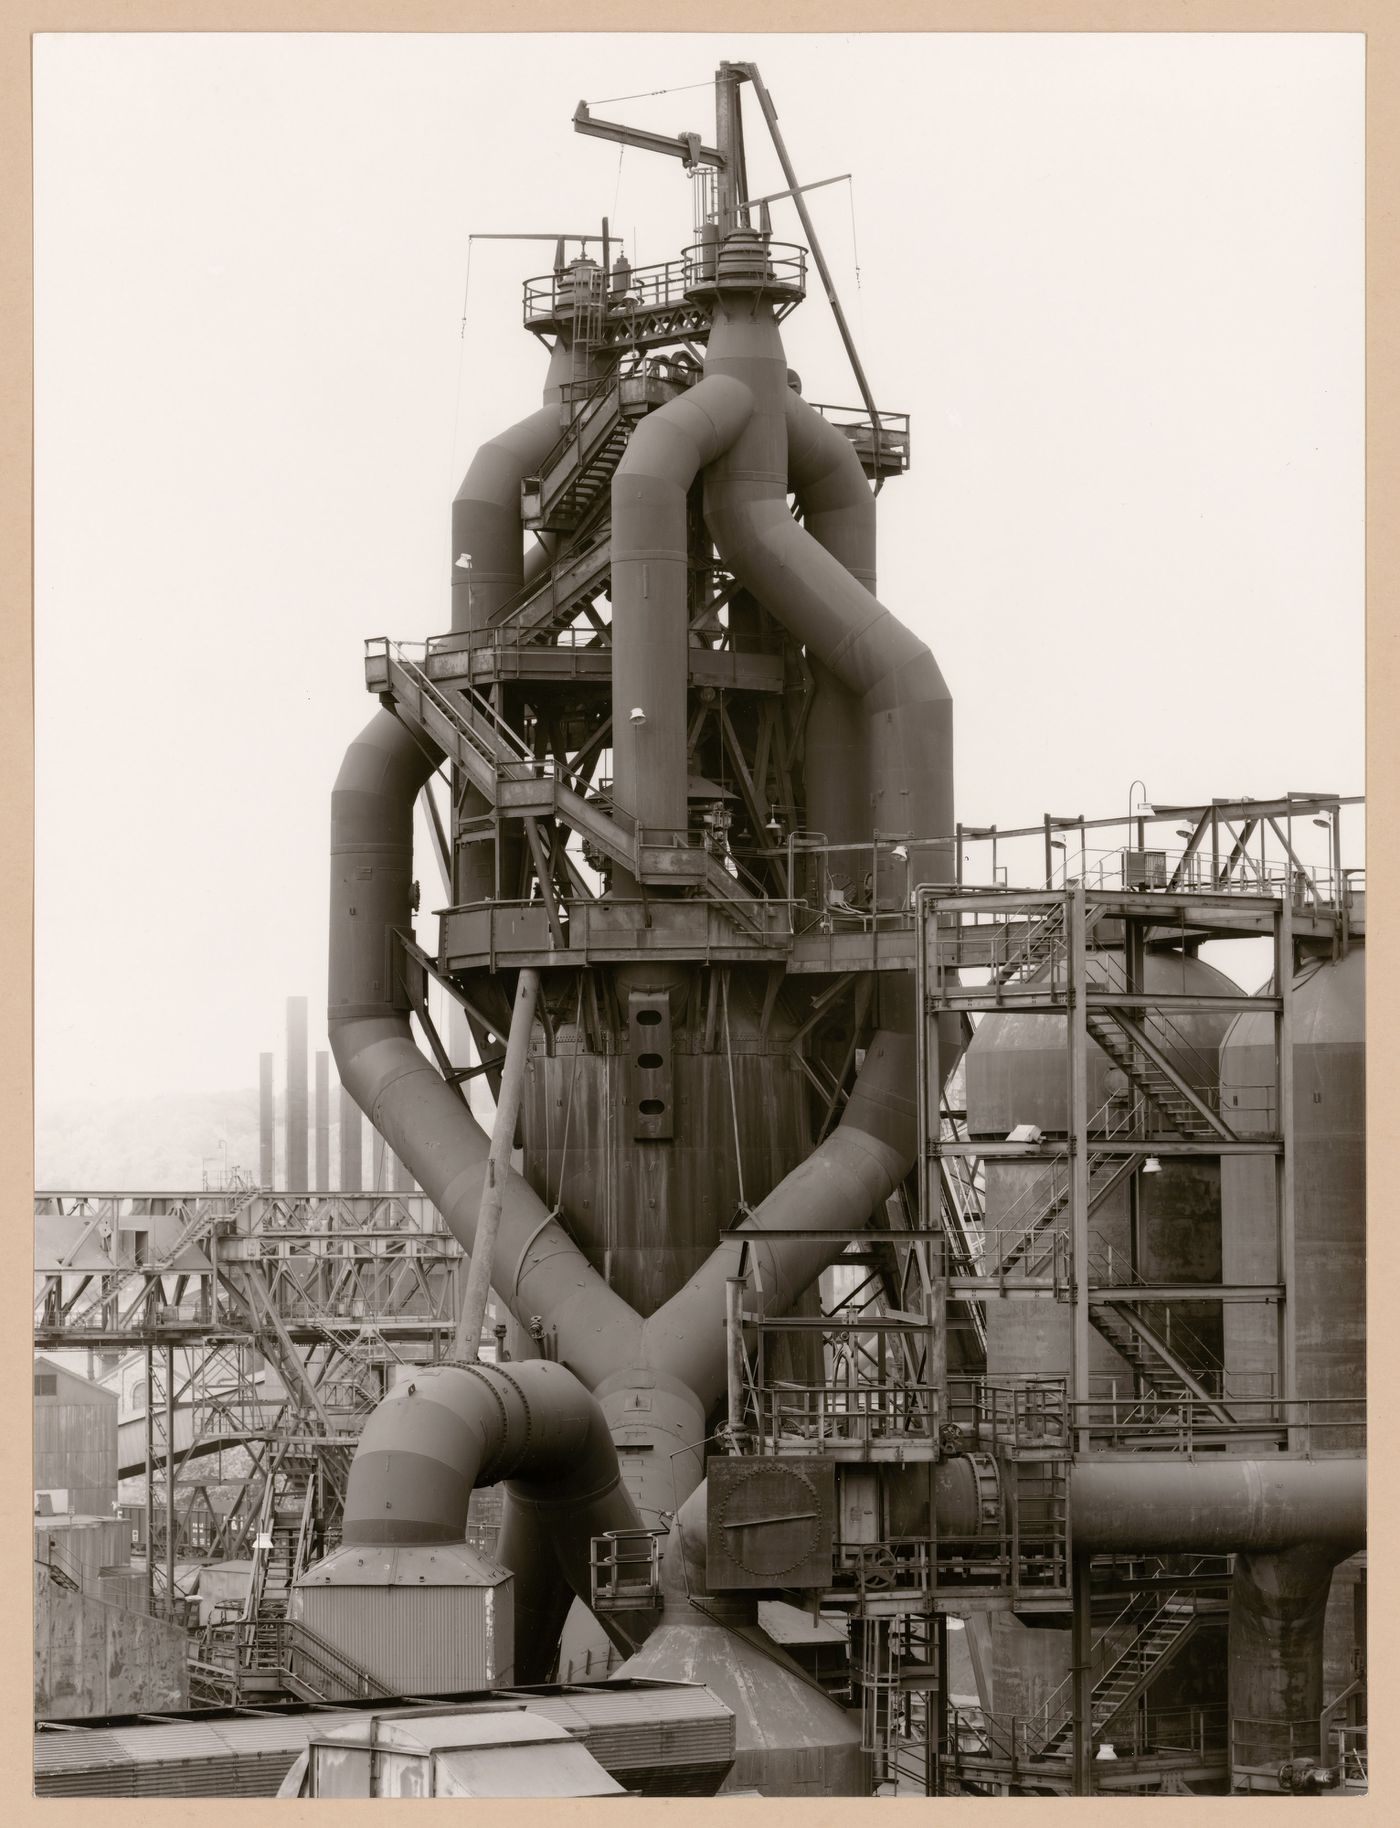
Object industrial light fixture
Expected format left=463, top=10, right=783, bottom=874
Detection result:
left=1143, top=1155, right=1161, bottom=1174
left=765, top=806, right=783, bottom=835
left=891, top=844, right=908, bottom=861
left=629, top=706, right=647, bottom=725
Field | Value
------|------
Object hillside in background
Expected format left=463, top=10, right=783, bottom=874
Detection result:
left=37, top=1087, right=262, bottom=1190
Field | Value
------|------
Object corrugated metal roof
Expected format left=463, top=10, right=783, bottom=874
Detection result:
left=312, top=1709, right=572, bottom=1754
left=434, top=1741, right=624, bottom=1798
left=296, top=1541, right=508, bottom=1587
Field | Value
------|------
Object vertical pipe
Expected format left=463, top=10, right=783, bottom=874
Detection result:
left=258, top=1053, right=274, bottom=1189
left=285, top=996, right=308, bottom=1190
left=338, top=1083, right=362, bottom=1192
left=162, top=1343, right=175, bottom=1619
left=1067, top=885, right=1091, bottom=1454
left=391, top=1150, right=414, bottom=1195
left=143, top=1343, right=156, bottom=1616
left=1277, top=895, right=1299, bottom=1450
left=314, top=1051, right=330, bottom=1193
left=453, top=969, right=542, bottom=1361
left=725, top=1276, right=746, bottom=1440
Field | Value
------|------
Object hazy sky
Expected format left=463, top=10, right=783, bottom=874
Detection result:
left=33, top=31, right=1363, bottom=1109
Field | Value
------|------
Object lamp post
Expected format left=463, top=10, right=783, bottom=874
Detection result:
left=1127, top=780, right=1152, bottom=854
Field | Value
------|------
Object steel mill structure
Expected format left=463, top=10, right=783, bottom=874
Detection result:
left=34, top=63, right=1366, bottom=1800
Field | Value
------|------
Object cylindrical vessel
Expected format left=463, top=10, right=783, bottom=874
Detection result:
left=965, top=945, right=1240, bottom=1728
left=967, top=946, right=1241, bottom=1396
left=1220, top=944, right=1365, bottom=1451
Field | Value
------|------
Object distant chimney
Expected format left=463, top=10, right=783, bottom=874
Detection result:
left=315, top=1051, right=330, bottom=1192
left=339, top=1083, right=362, bottom=1191
left=259, top=1052, right=275, bottom=1188
left=285, top=997, right=308, bottom=1189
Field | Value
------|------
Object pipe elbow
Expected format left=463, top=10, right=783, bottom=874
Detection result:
left=614, top=373, right=753, bottom=495
left=342, top=1359, right=632, bottom=1546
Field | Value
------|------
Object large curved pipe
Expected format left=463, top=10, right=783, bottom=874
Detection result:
left=329, top=706, right=642, bottom=1388
left=343, top=1357, right=653, bottom=1671
left=451, top=339, right=572, bottom=636
left=703, top=289, right=953, bottom=893
left=450, top=339, right=574, bottom=901
left=785, top=390, right=872, bottom=883
left=609, top=374, right=753, bottom=844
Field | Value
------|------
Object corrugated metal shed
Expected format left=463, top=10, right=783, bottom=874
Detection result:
left=33, top=1680, right=735, bottom=1799
left=290, top=1541, right=512, bottom=1696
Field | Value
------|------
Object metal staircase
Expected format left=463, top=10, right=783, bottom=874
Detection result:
left=1086, top=1300, right=1237, bottom=1428
left=1034, top=1572, right=1224, bottom=1757
left=1082, top=1006, right=1233, bottom=1141
left=244, top=1446, right=319, bottom=1623
left=492, top=532, right=612, bottom=644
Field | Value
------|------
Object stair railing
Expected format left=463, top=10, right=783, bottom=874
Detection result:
left=1030, top=1554, right=1220, bottom=1753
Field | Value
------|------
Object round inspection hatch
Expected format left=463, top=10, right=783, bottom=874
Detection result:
left=718, top=1462, right=825, bottom=1578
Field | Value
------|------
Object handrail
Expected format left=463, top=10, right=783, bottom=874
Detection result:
left=1031, top=1552, right=1220, bottom=1750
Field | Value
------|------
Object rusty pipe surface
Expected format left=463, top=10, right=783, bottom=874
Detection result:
left=1230, top=1546, right=1340, bottom=1770
left=1069, top=1457, right=1365, bottom=1554
left=641, top=1027, right=917, bottom=1408
left=328, top=707, right=642, bottom=1388
left=609, top=373, right=752, bottom=842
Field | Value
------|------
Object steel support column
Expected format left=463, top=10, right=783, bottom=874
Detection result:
left=1071, top=1546, right=1094, bottom=1795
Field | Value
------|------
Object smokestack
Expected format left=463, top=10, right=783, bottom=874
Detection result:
left=258, top=1052, right=274, bottom=1188
left=339, top=1082, right=362, bottom=1191
left=285, top=995, right=308, bottom=1189
left=315, top=1050, right=330, bottom=1191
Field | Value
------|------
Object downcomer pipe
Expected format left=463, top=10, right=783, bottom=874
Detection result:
left=702, top=278, right=954, bottom=894
left=450, top=338, right=574, bottom=902
left=609, top=374, right=753, bottom=848
left=328, top=706, right=642, bottom=1388
left=342, top=1357, right=654, bottom=1673
left=785, top=389, right=873, bottom=884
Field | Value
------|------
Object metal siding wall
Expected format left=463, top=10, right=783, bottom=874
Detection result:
left=35, top=1400, right=119, bottom=1515
left=295, top=1584, right=508, bottom=1695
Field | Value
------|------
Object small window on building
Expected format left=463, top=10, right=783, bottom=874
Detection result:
left=34, top=1373, right=57, bottom=1396
left=131, top=1380, right=148, bottom=1412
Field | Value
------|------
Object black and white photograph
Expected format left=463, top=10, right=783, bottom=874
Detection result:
left=30, top=27, right=1367, bottom=1800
